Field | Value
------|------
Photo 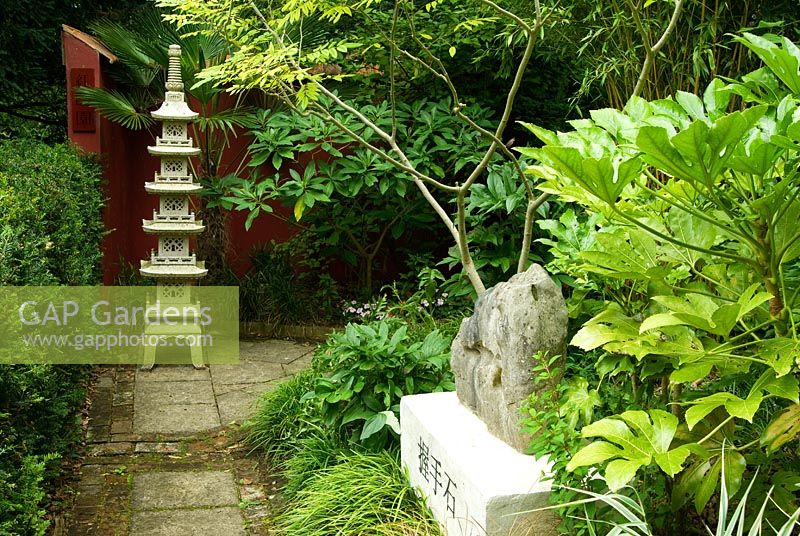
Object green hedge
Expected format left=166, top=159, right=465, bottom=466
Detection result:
left=0, top=139, right=103, bottom=535
left=0, top=140, right=104, bottom=285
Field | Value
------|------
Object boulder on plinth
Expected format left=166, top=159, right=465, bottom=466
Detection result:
left=451, top=264, right=567, bottom=453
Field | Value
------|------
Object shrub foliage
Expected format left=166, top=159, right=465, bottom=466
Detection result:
left=0, top=140, right=101, bottom=534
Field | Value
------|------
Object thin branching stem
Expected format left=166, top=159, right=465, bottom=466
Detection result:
left=630, top=0, right=685, bottom=100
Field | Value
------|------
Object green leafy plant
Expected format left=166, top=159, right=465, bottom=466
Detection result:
left=280, top=426, right=347, bottom=500
left=534, top=461, right=800, bottom=535
left=522, top=33, right=800, bottom=524
left=307, top=319, right=454, bottom=449
left=159, top=0, right=555, bottom=297
left=0, top=455, right=55, bottom=536
left=0, top=365, right=88, bottom=535
left=223, top=98, right=524, bottom=293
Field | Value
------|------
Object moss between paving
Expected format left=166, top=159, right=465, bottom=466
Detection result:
left=64, top=339, right=314, bottom=536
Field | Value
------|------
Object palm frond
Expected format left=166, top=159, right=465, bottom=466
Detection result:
left=283, top=16, right=333, bottom=52
left=194, top=106, right=253, bottom=137
left=74, top=87, right=156, bottom=130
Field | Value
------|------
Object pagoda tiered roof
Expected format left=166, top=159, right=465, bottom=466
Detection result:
left=140, top=259, right=208, bottom=278
left=139, top=44, right=206, bottom=283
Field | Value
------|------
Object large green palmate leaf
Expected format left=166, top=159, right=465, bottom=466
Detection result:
left=761, top=403, right=800, bottom=454
left=636, top=107, right=766, bottom=189
left=736, top=33, right=800, bottom=95
left=685, top=370, right=799, bottom=430
left=761, top=338, right=800, bottom=377
left=640, top=284, right=772, bottom=338
left=672, top=410, right=745, bottom=514
left=571, top=303, right=642, bottom=352
left=567, top=409, right=691, bottom=491
left=579, top=227, right=661, bottom=280
left=571, top=301, right=704, bottom=366
left=539, top=146, right=641, bottom=205
left=560, top=377, right=602, bottom=430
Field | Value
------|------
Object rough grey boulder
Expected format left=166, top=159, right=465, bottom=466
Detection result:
left=451, top=264, right=568, bottom=453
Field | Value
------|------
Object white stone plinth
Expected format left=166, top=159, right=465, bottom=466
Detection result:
left=400, top=392, right=556, bottom=536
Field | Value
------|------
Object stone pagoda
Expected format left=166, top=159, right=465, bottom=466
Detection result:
left=140, top=44, right=206, bottom=369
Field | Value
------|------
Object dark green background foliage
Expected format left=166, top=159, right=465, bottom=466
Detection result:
left=238, top=239, right=341, bottom=325
left=0, top=141, right=102, bottom=534
left=0, top=0, right=148, bottom=140
left=0, top=366, right=89, bottom=536
left=0, top=140, right=105, bottom=285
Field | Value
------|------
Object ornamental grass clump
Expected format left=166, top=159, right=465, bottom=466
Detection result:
left=245, top=370, right=318, bottom=461
left=276, top=450, right=442, bottom=536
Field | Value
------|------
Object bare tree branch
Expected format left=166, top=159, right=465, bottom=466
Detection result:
left=630, top=0, right=685, bottom=100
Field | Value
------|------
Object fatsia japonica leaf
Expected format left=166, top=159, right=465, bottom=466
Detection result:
left=675, top=91, right=706, bottom=122
left=539, top=146, right=641, bottom=205
left=571, top=302, right=640, bottom=352
left=761, top=404, right=800, bottom=454
left=636, top=126, right=704, bottom=183
left=560, top=377, right=601, bottom=429
left=685, top=370, right=799, bottom=430
left=672, top=410, right=744, bottom=513
left=702, top=79, right=733, bottom=120
left=636, top=107, right=765, bottom=188
left=567, top=410, right=691, bottom=490
left=761, top=338, right=800, bottom=377
left=685, top=392, right=761, bottom=430
left=579, top=227, right=664, bottom=281
left=735, top=32, right=800, bottom=95
left=641, top=285, right=771, bottom=338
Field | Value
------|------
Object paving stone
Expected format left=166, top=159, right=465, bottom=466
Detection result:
left=134, top=442, right=182, bottom=454
left=112, top=404, right=133, bottom=420
left=78, top=465, right=110, bottom=478
left=111, top=420, right=133, bottom=434
left=73, top=485, right=103, bottom=509
left=215, top=383, right=276, bottom=424
left=213, top=381, right=275, bottom=397
left=239, top=340, right=314, bottom=364
left=132, top=471, right=238, bottom=509
left=281, top=353, right=313, bottom=375
left=111, top=433, right=139, bottom=443
left=84, top=455, right=134, bottom=466
left=96, top=375, right=114, bottom=389
left=86, top=426, right=110, bottom=444
left=134, top=403, right=220, bottom=435
left=136, top=380, right=216, bottom=406
left=88, top=393, right=113, bottom=426
left=210, top=361, right=285, bottom=385
left=113, top=391, right=134, bottom=405
left=136, top=366, right=211, bottom=383
left=67, top=341, right=316, bottom=536
left=88, top=442, right=133, bottom=456
left=130, top=507, right=245, bottom=536
left=67, top=521, right=101, bottom=536
left=116, top=367, right=136, bottom=382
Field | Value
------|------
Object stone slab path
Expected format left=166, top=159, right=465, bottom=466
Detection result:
left=63, top=339, right=315, bottom=536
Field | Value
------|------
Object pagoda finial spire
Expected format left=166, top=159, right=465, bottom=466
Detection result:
left=166, top=44, right=183, bottom=92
